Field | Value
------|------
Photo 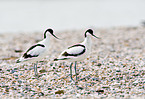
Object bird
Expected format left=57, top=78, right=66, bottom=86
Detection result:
left=16, top=28, right=59, bottom=77
left=54, top=29, right=100, bottom=81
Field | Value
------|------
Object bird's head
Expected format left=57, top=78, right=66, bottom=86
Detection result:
left=84, top=29, right=101, bottom=39
left=44, top=28, right=59, bottom=39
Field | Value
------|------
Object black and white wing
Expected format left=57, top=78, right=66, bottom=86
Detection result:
left=17, top=44, right=46, bottom=62
left=54, top=44, right=86, bottom=61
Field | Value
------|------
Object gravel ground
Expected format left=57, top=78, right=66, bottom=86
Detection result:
left=0, top=26, right=145, bottom=98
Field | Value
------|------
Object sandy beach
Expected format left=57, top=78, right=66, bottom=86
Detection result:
left=0, top=26, right=145, bottom=98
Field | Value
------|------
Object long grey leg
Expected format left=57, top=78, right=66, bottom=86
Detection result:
left=70, top=62, right=74, bottom=81
left=35, top=62, right=38, bottom=76
left=34, top=63, right=36, bottom=76
left=74, top=61, right=78, bottom=81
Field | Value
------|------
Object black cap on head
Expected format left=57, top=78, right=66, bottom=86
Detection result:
left=84, top=29, right=93, bottom=37
left=44, top=28, right=59, bottom=39
left=44, top=29, right=53, bottom=39
left=84, top=29, right=101, bottom=39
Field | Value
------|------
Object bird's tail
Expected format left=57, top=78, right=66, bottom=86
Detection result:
left=54, top=58, right=69, bottom=61
left=54, top=58, right=59, bottom=61
left=16, top=59, right=21, bottom=63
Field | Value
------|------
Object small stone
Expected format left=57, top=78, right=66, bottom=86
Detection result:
left=96, top=90, right=104, bottom=93
left=14, top=68, right=18, bottom=70
left=55, top=90, right=64, bottom=94
left=39, top=69, right=47, bottom=73
left=7, top=69, right=11, bottom=72
left=76, top=94, right=81, bottom=97
left=92, top=78, right=99, bottom=81
left=77, top=86, right=83, bottom=90
left=97, top=63, right=102, bottom=66
left=18, top=80, right=22, bottom=84
left=133, top=80, right=138, bottom=84
left=15, top=49, right=23, bottom=53
left=10, top=70, right=15, bottom=74
left=102, top=85, right=110, bottom=89
left=91, top=60, right=96, bottom=62
left=116, top=70, right=121, bottom=72
left=48, top=88, right=52, bottom=90
left=39, top=92, right=44, bottom=96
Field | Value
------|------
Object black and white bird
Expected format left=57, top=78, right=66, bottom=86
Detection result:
left=16, top=28, right=59, bottom=76
left=54, top=29, right=100, bottom=81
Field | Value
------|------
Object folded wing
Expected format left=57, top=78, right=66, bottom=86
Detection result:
left=23, top=44, right=45, bottom=59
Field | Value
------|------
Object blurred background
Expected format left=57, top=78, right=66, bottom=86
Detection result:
left=0, top=0, right=145, bottom=33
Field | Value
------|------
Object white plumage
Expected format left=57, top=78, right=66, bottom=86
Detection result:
left=18, top=40, right=48, bottom=62
left=54, top=29, right=100, bottom=81
left=16, top=28, right=59, bottom=76
left=67, top=46, right=84, bottom=55
left=58, top=45, right=85, bottom=61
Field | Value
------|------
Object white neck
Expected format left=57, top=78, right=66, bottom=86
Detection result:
left=82, top=35, right=92, bottom=50
left=44, top=36, right=50, bottom=45
left=38, top=35, right=50, bottom=47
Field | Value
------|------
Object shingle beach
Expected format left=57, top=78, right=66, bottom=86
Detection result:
left=0, top=26, right=145, bottom=98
